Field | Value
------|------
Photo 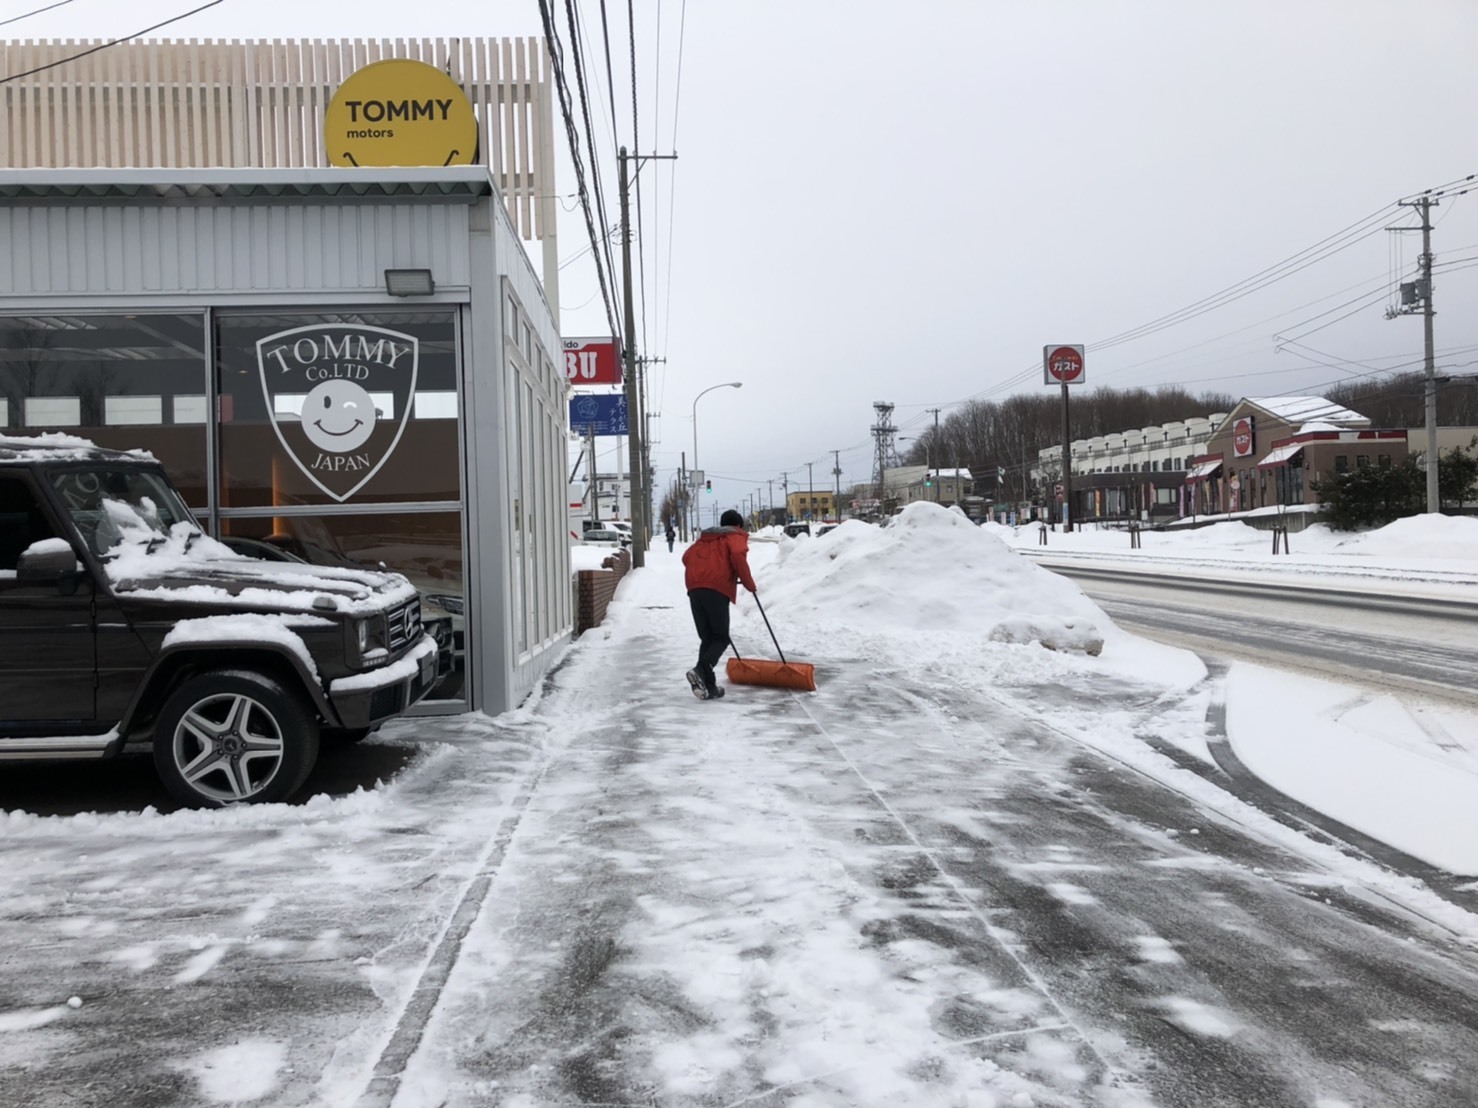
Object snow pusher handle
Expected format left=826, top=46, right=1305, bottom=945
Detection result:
left=751, top=593, right=787, bottom=665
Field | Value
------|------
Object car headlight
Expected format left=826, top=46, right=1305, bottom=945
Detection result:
left=356, top=619, right=370, bottom=653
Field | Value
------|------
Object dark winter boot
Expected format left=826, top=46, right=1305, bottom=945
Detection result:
left=701, top=664, right=724, bottom=699
left=685, top=669, right=709, bottom=700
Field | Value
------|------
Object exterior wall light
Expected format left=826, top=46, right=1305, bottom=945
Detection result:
left=385, top=268, right=436, bottom=296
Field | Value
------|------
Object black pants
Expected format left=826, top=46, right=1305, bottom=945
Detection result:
left=688, top=588, right=731, bottom=686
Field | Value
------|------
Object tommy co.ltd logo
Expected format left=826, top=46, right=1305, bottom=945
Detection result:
left=257, top=324, right=419, bottom=502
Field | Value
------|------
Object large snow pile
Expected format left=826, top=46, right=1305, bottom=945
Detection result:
left=1327, top=513, right=1478, bottom=561
left=765, top=503, right=1109, bottom=652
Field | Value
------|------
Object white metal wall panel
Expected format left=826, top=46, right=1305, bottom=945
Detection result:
left=0, top=200, right=473, bottom=295
left=0, top=38, right=553, bottom=242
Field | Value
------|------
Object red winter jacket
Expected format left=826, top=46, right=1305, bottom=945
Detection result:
left=682, top=526, right=757, bottom=603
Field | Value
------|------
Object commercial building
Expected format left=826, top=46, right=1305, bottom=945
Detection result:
left=1033, top=413, right=1227, bottom=525
left=1185, top=396, right=1403, bottom=525
left=879, top=468, right=970, bottom=511
left=785, top=488, right=838, bottom=522
left=0, top=38, right=571, bottom=715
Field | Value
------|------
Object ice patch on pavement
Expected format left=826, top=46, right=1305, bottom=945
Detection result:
left=1156, top=996, right=1240, bottom=1038
left=179, top=1039, right=287, bottom=1102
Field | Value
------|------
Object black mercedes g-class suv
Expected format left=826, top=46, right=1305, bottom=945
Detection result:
left=0, top=435, right=437, bottom=808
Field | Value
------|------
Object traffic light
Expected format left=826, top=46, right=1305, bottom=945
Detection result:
left=705, top=479, right=712, bottom=493
left=924, top=475, right=932, bottom=487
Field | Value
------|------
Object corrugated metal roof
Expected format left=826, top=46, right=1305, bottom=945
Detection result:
left=0, top=167, right=495, bottom=202
left=1245, top=396, right=1368, bottom=426
left=1187, top=457, right=1223, bottom=480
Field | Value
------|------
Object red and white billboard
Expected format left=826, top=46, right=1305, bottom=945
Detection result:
left=1043, top=344, right=1085, bottom=385
left=1232, top=415, right=1254, bottom=457
left=563, top=337, right=623, bottom=386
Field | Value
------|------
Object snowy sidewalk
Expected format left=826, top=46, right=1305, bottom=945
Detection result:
left=379, top=519, right=1478, bottom=1106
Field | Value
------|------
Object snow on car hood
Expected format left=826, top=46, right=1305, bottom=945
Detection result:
left=106, top=524, right=418, bottom=614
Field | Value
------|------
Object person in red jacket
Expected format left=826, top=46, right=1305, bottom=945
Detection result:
left=681, top=508, right=757, bottom=700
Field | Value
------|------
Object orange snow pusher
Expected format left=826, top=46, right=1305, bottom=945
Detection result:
left=725, top=595, right=817, bottom=692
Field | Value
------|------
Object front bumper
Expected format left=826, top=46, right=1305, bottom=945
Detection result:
left=326, top=634, right=439, bottom=729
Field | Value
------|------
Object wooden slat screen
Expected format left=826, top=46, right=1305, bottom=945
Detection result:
left=0, top=37, right=554, bottom=240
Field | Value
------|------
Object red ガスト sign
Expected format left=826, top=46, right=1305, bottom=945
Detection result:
left=1043, top=344, right=1085, bottom=385
left=563, top=337, right=623, bottom=385
left=1232, top=416, right=1254, bottom=457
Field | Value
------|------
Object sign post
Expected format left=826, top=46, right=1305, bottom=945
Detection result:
left=1043, top=345, right=1085, bottom=532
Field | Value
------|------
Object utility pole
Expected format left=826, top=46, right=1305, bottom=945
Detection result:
left=806, top=462, right=814, bottom=519
left=832, top=449, right=842, bottom=522
left=616, top=148, right=679, bottom=564
left=636, top=354, right=665, bottom=543
left=679, top=451, right=688, bottom=543
left=587, top=426, right=600, bottom=526
left=617, top=147, right=645, bottom=564
left=1389, top=194, right=1440, bottom=513
left=926, top=407, right=941, bottom=503
left=781, top=472, right=789, bottom=522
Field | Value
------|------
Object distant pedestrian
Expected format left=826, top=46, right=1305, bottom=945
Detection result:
left=665, top=524, right=676, bottom=553
left=681, top=508, right=756, bottom=701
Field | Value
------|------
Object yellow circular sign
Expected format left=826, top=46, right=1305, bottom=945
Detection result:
left=325, top=59, right=478, bottom=168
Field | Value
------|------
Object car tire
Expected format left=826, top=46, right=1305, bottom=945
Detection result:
left=152, top=669, right=320, bottom=808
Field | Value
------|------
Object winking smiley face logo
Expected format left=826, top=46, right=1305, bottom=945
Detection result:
left=301, top=379, right=378, bottom=453
left=257, top=323, right=419, bottom=502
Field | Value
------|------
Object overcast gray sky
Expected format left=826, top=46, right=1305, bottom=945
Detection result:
left=17, top=0, right=1478, bottom=509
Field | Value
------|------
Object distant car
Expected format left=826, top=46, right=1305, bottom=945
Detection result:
left=580, top=528, right=628, bottom=549
left=816, top=524, right=837, bottom=537
left=584, top=519, right=633, bottom=539
left=783, top=522, right=811, bottom=538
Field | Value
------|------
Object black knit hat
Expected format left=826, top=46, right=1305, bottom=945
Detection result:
left=720, top=509, right=743, bottom=528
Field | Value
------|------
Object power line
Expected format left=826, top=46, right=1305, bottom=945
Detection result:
left=0, top=0, right=76, bottom=30
left=629, top=0, right=650, bottom=358
left=660, top=0, right=687, bottom=358
left=0, top=0, right=226, bottom=84
left=537, top=0, right=619, bottom=338
left=595, top=0, right=621, bottom=153
left=562, top=0, right=620, bottom=316
left=1089, top=205, right=1399, bottom=354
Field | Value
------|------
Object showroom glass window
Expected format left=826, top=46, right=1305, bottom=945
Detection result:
left=0, top=314, right=209, bottom=507
left=213, top=310, right=465, bottom=703
left=215, top=310, right=461, bottom=508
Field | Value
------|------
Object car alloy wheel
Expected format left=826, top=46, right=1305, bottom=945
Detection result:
left=153, top=670, right=319, bottom=807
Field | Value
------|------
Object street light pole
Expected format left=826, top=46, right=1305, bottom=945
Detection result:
left=692, top=380, right=742, bottom=535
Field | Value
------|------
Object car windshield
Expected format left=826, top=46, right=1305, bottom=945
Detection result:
left=49, top=467, right=196, bottom=558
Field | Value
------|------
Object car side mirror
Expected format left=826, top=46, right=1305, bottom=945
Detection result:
left=17, top=541, right=83, bottom=584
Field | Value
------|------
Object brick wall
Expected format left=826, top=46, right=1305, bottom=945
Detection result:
left=574, top=549, right=632, bottom=634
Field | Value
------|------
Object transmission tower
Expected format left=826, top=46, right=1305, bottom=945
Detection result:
left=870, top=401, right=901, bottom=490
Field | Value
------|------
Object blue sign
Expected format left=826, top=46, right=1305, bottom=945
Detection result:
left=569, top=393, right=629, bottom=436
